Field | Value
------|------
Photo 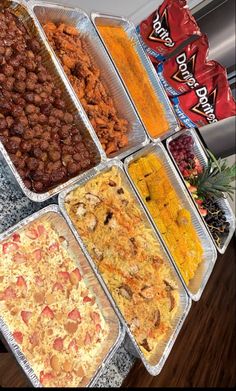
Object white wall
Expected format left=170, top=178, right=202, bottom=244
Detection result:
left=38, top=0, right=205, bottom=22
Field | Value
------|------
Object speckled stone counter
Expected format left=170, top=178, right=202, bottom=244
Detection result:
left=0, top=160, right=135, bottom=387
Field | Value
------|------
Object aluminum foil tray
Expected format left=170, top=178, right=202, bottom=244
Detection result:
left=0, top=205, right=124, bottom=387
left=124, top=143, right=218, bottom=301
left=0, top=0, right=104, bottom=203
left=58, top=160, right=191, bottom=376
left=91, top=12, right=179, bottom=142
left=29, top=1, right=149, bottom=161
left=166, top=128, right=236, bottom=254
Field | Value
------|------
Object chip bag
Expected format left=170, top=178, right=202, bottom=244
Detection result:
left=157, top=34, right=210, bottom=96
left=171, top=62, right=236, bottom=128
left=137, top=0, right=201, bottom=63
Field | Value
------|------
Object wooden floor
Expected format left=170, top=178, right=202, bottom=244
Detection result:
left=0, top=237, right=235, bottom=388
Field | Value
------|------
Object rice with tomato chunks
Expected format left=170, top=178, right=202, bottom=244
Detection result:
left=0, top=220, right=109, bottom=387
left=65, top=167, right=180, bottom=361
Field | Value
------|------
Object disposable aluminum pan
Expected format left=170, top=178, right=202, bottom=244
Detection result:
left=58, top=160, right=191, bottom=376
left=166, top=128, right=236, bottom=254
left=91, top=13, right=179, bottom=142
left=0, top=204, right=124, bottom=387
left=29, top=2, right=149, bottom=161
left=124, top=143, right=218, bottom=301
left=0, top=0, right=104, bottom=203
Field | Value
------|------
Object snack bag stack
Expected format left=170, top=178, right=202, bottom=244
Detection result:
left=137, top=0, right=236, bottom=128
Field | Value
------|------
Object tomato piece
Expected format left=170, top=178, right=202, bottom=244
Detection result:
left=96, top=324, right=102, bottom=333
left=52, top=282, right=63, bottom=291
left=58, top=271, right=70, bottom=280
left=13, top=252, right=26, bottom=264
left=25, top=227, right=39, bottom=240
left=13, top=331, right=23, bottom=344
left=16, top=276, right=27, bottom=288
left=21, top=310, right=32, bottom=325
left=29, top=332, right=39, bottom=347
left=3, top=242, right=19, bottom=254
left=68, top=308, right=81, bottom=322
left=49, top=242, right=59, bottom=252
left=33, top=249, right=42, bottom=261
left=68, top=338, right=78, bottom=352
left=37, top=224, right=46, bottom=237
left=35, top=276, right=44, bottom=287
left=41, top=306, right=54, bottom=319
left=53, top=337, right=64, bottom=351
left=40, top=371, right=54, bottom=385
left=69, top=268, right=82, bottom=285
left=90, top=311, right=100, bottom=324
left=84, top=332, right=91, bottom=345
left=83, top=296, right=93, bottom=303
left=12, top=233, right=20, bottom=242
left=4, top=286, right=16, bottom=299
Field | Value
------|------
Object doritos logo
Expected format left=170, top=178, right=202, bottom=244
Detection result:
left=172, top=52, right=199, bottom=88
left=191, top=86, right=218, bottom=123
left=150, top=10, right=174, bottom=48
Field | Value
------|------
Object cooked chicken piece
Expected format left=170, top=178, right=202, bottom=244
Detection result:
left=84, top=212, right=98, bottom=232
left=118, top=284, right=133, bottom=300
left=153, top=309, right=161, bottom=327
left=140, top=285, right=155, bottom=300
left=92, top=246, right=103, bottom=261
left=168, top=291, right=176, bottom=312
left=130, top=317, right=140, bottom=332
left=140, top=338, right=151, bottom=352
left=76, top=203, right=87, bottom=217
left=164, top=279, right=174, bottom=291
left=84, top=193, right=101, bottom=207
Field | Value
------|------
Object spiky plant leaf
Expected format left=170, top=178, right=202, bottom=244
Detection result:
left=193, top=151, right=236, bottom=200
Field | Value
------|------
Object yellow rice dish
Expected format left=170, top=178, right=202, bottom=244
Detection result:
left=128, top=154, right=204, bottom=285
left=0, top=220, right=109, bottom=387
left=65, top=166, right=180, bottom=360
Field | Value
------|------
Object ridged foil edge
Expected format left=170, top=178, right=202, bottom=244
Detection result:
left=58, top=159, right=191, bottom=376
left=166, top=128, right=236, bottom=254
left=123, top=142, right=218, bottom=301
left=90, top=12, right=180, bottom=142
left=0, top=204, right=125, bottom=387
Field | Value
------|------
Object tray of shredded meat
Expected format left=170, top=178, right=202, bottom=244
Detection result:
left=29, top=2, right=149, bottom=160
left=0, top=0, right=103, bottom=202
left=0, top=204, right=124, bottom=387
left=91, top=13, right=179, bottom=142
left=58, top=160, right=191, bottom=376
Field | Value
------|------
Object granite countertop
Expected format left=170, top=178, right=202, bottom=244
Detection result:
left=0, top=160, right=135, bottom=387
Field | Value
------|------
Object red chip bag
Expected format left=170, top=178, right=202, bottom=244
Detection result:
left=137, top=0, right=201, bottom=63
left=157, top=34, right=210, bottom=96
left=171, top=62, right=236, bottom=128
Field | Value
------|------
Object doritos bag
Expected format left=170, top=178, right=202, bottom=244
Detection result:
left=171, top=62, right=236, bottom=128
left=137, top=0, right=201, bottom=63
left=157, top=34, right=210, bottom=96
